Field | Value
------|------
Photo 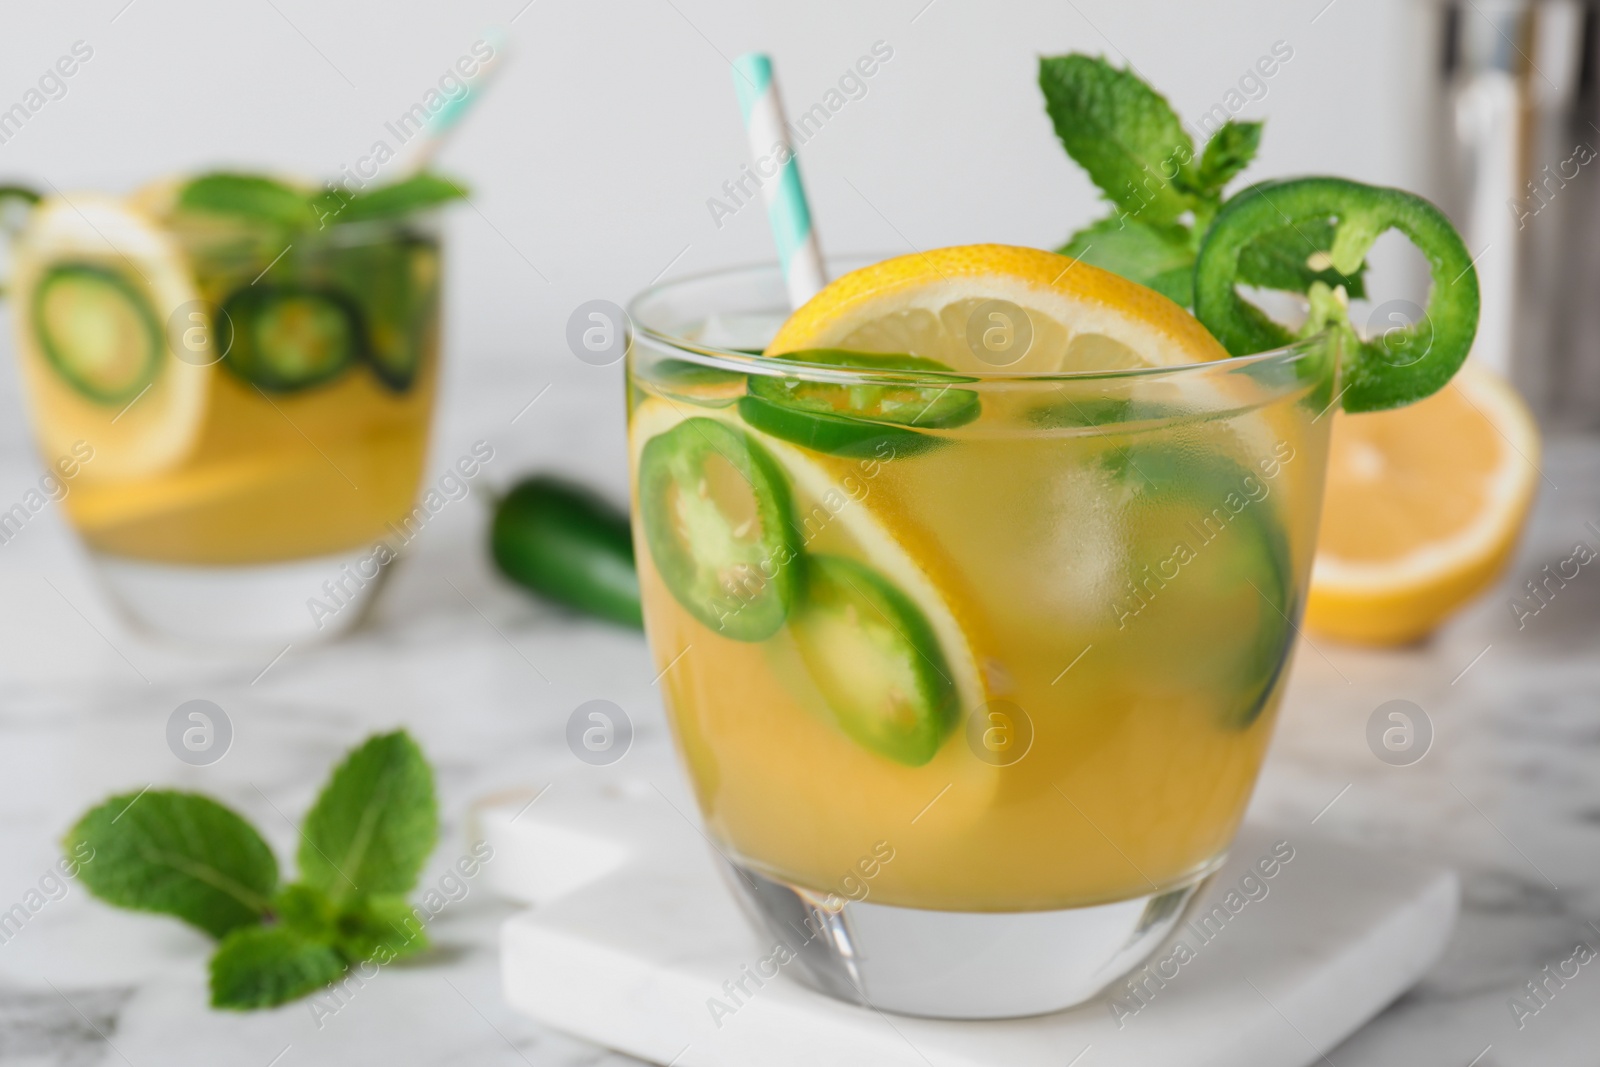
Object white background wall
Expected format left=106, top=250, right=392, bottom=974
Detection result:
left=0, top=0, right=1429, bottom=491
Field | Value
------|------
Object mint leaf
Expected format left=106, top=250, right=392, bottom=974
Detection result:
left=274, top=883, right=337, bottom=941
left=279, top=882, right=425, bottom=964
left=299, top=731, right=437, bottom=903
left=1147, top=266, right=1196, bottom=307
left=334, top=894, right=428, bottom=964
left=65, top=791, right=277, bottom=939
left=1237, top=219, right=1367, bottom=299
left=1060, top=215, right=1196, bottom=305
left=1194, top=120, right=1262, bottom=196
left=210, top=926, right=344, bottom=1009
left=1039, top=54, right=1197, bottom=224
left=177, top=173, right=312, bottom=228
left=313, top=172, right=468, bottom=226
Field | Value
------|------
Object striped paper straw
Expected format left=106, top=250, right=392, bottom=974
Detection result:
left=732, top=53, right=826, bottom=308
left=408, top=30, right=508, bottom=172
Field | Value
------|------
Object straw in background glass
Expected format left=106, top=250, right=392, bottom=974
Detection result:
left=406, top=29, right=509, bottom=173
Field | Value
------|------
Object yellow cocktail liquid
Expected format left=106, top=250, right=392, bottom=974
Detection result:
left=64, top=357, right=434, bottom=565
left=11, top=205, right=440, bottom=567
left=631, top=363, right=1330, bottom=912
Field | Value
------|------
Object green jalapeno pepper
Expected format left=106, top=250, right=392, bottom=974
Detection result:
left=637, top=416, right=801, bottom=640
left=1109, top=446, right=1296, bottom=729
left=218, top=284, right=363, bottom=393
left=33, top=263, right=164, bottom=404
left=739, top=349, right=980, bottom=457
left=790, top=553, right=960, bottom=766
left=491, top=476, right=643, bottom=628
left=1194, top=177, right=1479, bottom=413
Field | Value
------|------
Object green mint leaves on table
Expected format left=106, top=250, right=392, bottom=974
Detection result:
left=64, top=730, right=439, bottom=1010
left=1039, top=54, right=1366, bottom=309
left=176, top=171, right=467, bottom=230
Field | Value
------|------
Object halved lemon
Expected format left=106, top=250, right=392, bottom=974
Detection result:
left=10, top=194, right=211, bottom=482
left=768, top=244, right=1231, bottom=371
left=1305, top=362, right=1540, bottom=645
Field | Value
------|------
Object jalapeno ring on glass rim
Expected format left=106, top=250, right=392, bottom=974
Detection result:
left=1194, top=177, right=1479, bottom=413
left=740, top=348, right=980, bottom=458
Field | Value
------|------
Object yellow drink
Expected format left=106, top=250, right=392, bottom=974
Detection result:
left=61, top=329, right=435, bottom=566
left=627, top=280, right=1335, bottom=914
left=10, top=200, right=439, bottom=567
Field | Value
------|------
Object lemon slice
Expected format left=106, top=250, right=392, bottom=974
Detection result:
left=768, top=244, right=1230, bottom=372
left=126, top=174, right=184, bottom=219
left=11, top=194, right=211, bottom=481
left=1305, top=362, right=1540, bottom=645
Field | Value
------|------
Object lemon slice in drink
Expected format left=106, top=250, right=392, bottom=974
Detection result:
left=11, top=194, right=210, bottom=481
left=1306, top=363, right=1540, bottom=645
left=126, top=174, right=184, bottom=218
left=769, top=244, right=1230, bottom=371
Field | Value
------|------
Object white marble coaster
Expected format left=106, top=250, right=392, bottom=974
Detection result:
left=478, top=763, right=1458, bottom=1067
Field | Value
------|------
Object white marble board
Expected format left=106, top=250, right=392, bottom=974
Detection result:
left=481, top=760, right=1459, bottom=1067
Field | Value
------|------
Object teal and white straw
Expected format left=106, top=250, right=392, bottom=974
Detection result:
left=732, top=53, right=826, bottom=308
left=408, top=30, right=508, bottom=172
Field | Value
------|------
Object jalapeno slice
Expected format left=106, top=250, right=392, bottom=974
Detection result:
left=1194, top=177, right=1479, bottom=413
left=328, top=236, right=439, bottom=392
left=1114, top=447, right=1295, bottom=729
left=638, top=417, right=801, bottom=640
left=219, top=284, right=362, bottom=392
left=32, top=263, right=163, bottom=404
left=739, top=349, right=980, bottom=457
left=790, top=554, right=960, bottom=766
left=0, top=184, right=40, bottom=240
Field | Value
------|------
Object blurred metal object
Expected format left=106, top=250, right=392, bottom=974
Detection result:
left=1421, top=0, right=1594, bottom=424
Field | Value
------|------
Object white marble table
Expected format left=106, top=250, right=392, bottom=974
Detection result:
left=0, top=358, right=1597, bottom=1066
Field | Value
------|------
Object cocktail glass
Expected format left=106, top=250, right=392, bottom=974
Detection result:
left=3, top=188, right=442, bottom=644
left=624, top=259, right=1339, bottom=1018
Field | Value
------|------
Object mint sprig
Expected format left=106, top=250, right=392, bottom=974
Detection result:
left=1040, top=54, right=1366, bottom=307
left=176, top=171, right=467, bottom=230
left=63, top=730, right=439, bottom=1010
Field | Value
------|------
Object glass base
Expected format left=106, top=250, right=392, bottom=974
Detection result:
left=91, top=546, right=392, bottom=647
left=721, top=857, right=1220, bottom=1019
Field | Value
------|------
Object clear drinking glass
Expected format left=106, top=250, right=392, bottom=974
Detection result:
left=3, top=188, right=441, bottom=644
left=626, top=261, right=1339, bottom=1018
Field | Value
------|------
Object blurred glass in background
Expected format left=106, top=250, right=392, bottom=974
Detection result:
left=0, top=178, right=443, bottom=644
